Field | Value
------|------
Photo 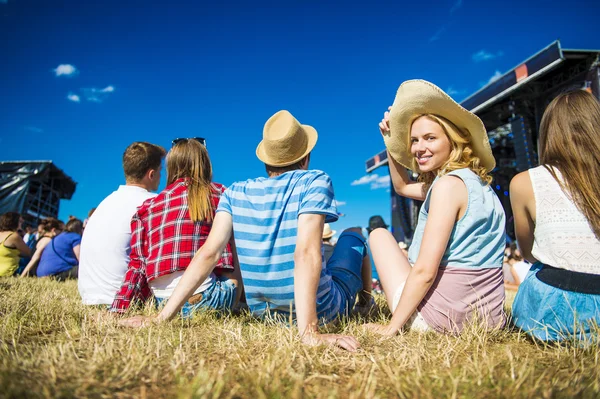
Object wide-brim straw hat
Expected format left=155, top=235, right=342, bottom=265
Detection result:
left=385, top=80, right=495, bottom=172
left=256, top=110, right=318, bottom=167
left=322, top=223, right=336, bottom=239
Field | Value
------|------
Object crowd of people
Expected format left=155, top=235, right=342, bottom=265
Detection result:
left=1, top=80, right=599, bottom=350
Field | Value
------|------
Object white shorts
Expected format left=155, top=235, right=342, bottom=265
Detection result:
left=392, top=282, right=432, bottom=332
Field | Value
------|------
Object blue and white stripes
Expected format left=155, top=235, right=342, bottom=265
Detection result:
left=217, top=169, right=341, bottom=322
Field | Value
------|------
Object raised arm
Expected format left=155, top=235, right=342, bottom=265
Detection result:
left=379, top=107, right=426, bottom=201
left=295, top=213, right=360, bottom=352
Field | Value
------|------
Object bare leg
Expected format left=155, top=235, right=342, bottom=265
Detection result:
left=368, top=228, right=412, bottom=310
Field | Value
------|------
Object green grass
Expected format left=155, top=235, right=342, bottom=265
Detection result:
left=1, top=278, right=599, bottom=398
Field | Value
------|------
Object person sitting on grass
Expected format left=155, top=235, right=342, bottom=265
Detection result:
left=110, top=138, right=242, bottom=316
left=503, top=243, right=530, bottom=291
left=510, top=89, right=600, bottom=342
left=365, top=80, right=506, bottom=335
left=0, top=212, right=31, bottom=277
left=78, top=141, right=165, bottom=306
left=20, top=218, right=62, bottom=277
left=120, top=110, right=373, bottom=352
left=36, top=218, right=83, bottom=281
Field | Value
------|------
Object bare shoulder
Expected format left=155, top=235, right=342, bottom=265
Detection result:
left=510, top=171, right=534, bottom=198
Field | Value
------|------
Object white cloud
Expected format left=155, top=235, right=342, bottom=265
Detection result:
left=429, top=26, right=446, bottom=43
left=371, top=175, right=391, bottom=190
left=24, top=126, right=43, bottom=133
left=81, top=85, right=116, bottom=103
left=351, top=174, right=390, bottom=190
left=54, top=64, right=78, bottom=77
left=351, top=174, right=380, bottom=186
left=333, top=200, right=346, bottom=207
left=67, top=93, right=81, bottom=102
left=472, top=50, right=504, bottom=63
left=446, top=86, right=465, bottom=97
left=450, top=0, right=462, bottom=14
left=488, top=70, right=503, bottom=83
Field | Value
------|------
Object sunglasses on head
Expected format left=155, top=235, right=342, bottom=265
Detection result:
left=171, top=137, right=207, bottom=148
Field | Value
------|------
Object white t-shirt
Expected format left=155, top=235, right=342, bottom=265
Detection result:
left=78, top=185, right=156, bottom=305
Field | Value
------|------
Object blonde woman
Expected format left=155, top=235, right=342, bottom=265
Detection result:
left=510, top=90, right=600, bottom=341
left=112, top=138, right=242, bottom=317
left=366, top=80, right=506, bottom=335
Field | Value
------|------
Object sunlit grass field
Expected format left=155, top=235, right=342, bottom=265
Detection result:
left=1, top=278, right=599, bottom=398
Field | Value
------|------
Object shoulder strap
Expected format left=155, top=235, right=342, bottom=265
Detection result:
left=51, top=235, right=76, bottom=266
left=1, top=232, right=14, bottom=245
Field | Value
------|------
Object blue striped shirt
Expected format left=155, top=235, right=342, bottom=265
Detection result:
left=217, top=169, right=341, bottom=323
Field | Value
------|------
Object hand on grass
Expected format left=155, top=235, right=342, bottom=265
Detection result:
left=364, top=323, right=397, bottom=337
left=302, top=332, right=360, bottom=352
left=118, top=315, right=156, bottom=328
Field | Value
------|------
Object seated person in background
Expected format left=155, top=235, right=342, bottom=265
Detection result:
left=322, top=223, right=336, bottom=263
left=367, top=215, right=388, bottom=235
left=36, top=218, right=83, bottom=281
left=0, top=212, right=31, bottom=277
left=503, top=243, right=530, bottom=291
left=510, top=89, right=600, bottom=342
left=78, top=142, right=165, bottom=305
left=367, top=80, right=506, bottom=336
left=120, top=110, right=373, bottom=352
left=20, top=218, right=62, bottom=277
left=110, top=138, right=242, bottom=316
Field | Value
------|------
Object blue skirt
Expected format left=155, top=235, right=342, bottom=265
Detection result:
left=512, top=262, right=600, bottom=342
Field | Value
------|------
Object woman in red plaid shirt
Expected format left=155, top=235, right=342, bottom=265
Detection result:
left=111, top=138, right=242, bottom=316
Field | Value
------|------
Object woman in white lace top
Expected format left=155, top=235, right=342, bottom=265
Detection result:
left=510, top=89, right=600, bottom=342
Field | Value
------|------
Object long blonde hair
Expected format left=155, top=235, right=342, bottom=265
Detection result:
left=167, top=139, right=215, bottom=223
left=539, top=89, right=600, bottom=240
left=411, top=114, right=492, bottom=186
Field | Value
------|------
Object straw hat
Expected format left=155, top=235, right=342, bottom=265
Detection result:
left=256, top=110, right=318, bottom=167
left=322, top=223, right=336, bottom=239
left=384, top=80, right=495, bottom=172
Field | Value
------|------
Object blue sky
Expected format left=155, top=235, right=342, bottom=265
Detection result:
left=1, top=0, right=599, bottom=241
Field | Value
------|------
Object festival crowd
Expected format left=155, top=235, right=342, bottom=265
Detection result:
left=1, top=80, right=599, bottom=350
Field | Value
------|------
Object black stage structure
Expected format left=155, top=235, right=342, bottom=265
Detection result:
left=0, top=161, right=77, bottom=227
left=365, top=40, right=600, bottom=243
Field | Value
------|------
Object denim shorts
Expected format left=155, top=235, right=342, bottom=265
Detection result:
left=512, top=262, right=600, bottom=342
left=155, top=276, right=237, bottom=319
left=325, top=231, right=368, bottom=316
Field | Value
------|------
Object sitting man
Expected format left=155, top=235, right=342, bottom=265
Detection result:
left=121, top=110, right=372, bottom=351
left=78, top=141, right=166, bottom=305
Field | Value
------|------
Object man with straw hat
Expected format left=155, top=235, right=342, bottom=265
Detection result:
left=122, top=110, right=373, bottom=351
left=322, top=223, right=336, bottom=263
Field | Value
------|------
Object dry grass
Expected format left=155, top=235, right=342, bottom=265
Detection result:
left=1, top=278, right=599, bottom=398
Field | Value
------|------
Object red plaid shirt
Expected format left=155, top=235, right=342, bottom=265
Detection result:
left=111, top=178, right=234, bottom=312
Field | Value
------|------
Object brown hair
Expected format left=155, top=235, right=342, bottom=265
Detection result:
left=65, top=218, right=83, bottom=235
left=122, top=142, right=167, bottom=182
left=265, top=155, right=308, bottom=177
left=0, top=212, right=21, bottom=232
left=167, top=139, right=215, bottom=222
left=538, top=89, right=600, bottom=240
left=39, top=218, right=62, bottom=234
left=411, top=114, right=493, bottom=186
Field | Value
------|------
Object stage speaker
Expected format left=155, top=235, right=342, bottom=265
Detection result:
left=511, top=115, right=537, bottom=172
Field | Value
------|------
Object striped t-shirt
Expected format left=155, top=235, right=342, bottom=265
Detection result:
left=217, top=169, right=341, bottom=323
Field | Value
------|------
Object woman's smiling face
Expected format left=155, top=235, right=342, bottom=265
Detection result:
left=410, top=116, right=452, bottom=174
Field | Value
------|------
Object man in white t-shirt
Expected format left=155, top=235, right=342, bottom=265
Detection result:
left=78, top=142, right=166, bottom=305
